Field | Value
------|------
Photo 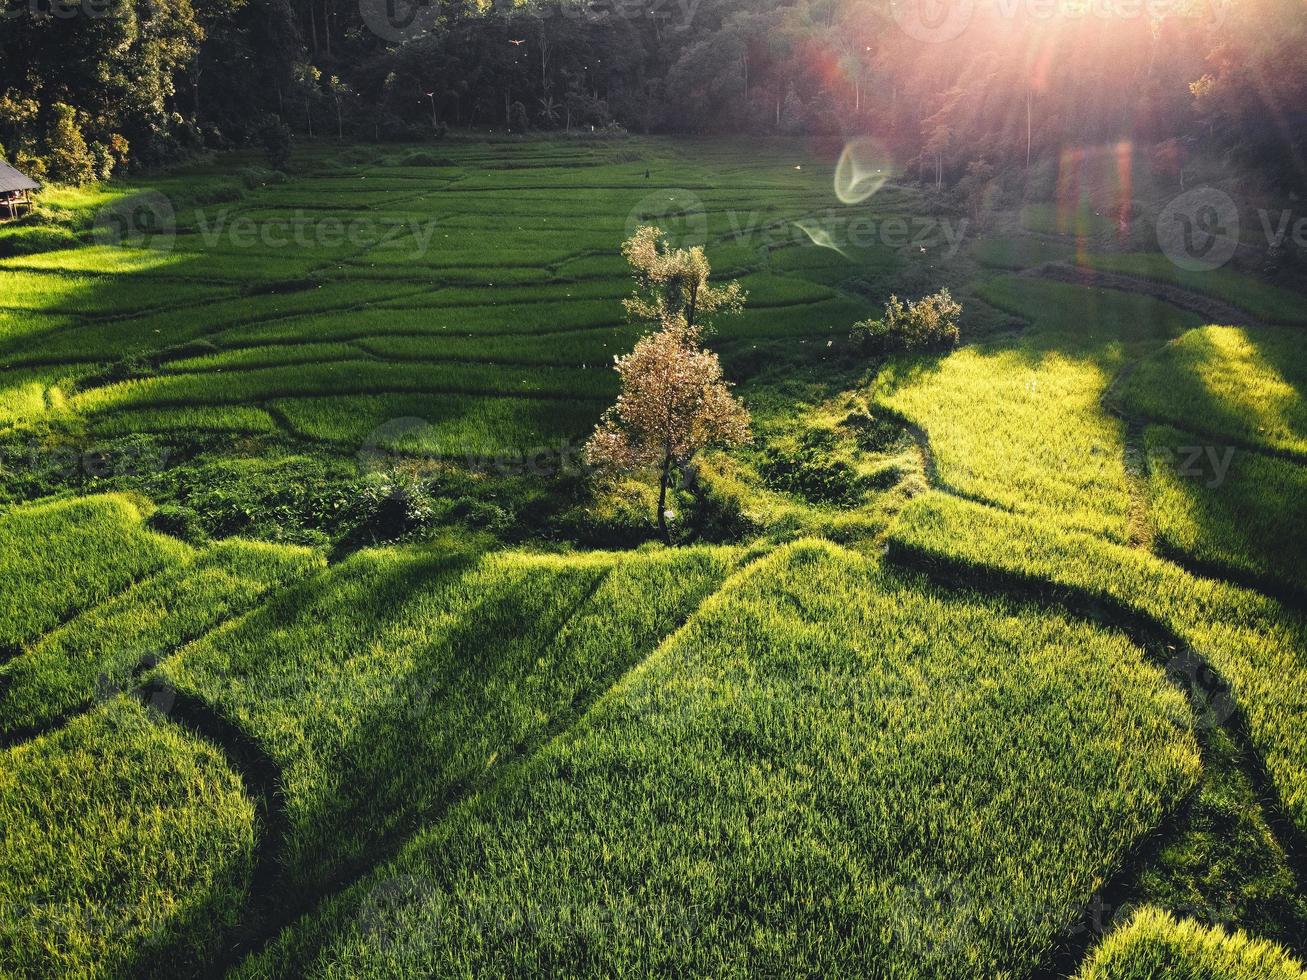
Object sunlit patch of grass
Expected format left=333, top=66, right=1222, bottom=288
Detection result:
left=0, top=494, right=190, bottom=651
left=1075, top=906, right=1307, bottom=979
left=0, top=539, right=323, bottom=735
left=873, top=276, right=1199, bottom=540
left=1143, top=424, right=1307, bottom=594
left=239, top=540, right=1198, bottom=978
left=1120, top=324, right=1307, bottom=458
left=0, top=270, right=235, bottom=316
left=0, top=696, right=255, bottom=979
left=889, top=492, right=1307, bottom=837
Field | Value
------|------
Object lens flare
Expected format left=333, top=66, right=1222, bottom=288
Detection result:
left=793, top=220, right=850, bottom=259
left=834, top=139, right=890, bottom=205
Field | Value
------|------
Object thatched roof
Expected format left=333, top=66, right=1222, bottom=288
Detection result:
left=0, top=159, right=40, bottom=195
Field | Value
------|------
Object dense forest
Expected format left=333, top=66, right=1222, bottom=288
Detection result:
left=2, top=0, right=1306, bottom=187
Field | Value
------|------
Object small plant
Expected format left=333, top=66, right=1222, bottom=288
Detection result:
left=851, top=288, right=963, bottom=354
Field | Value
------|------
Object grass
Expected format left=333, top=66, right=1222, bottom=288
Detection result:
left=1119, top=324, right=1307, bottom=459
left=272, top=392, right=605, bottom=454
left=0, top=494, right=190, bottom=652
left=239, top=540, right=1198, bottom=978
left=155, top=543, right=737, bottom=890
left=1079, top=253, right=1307, bottom=325
left=970, top=235, right=1074, bottom=270
left=71, top=360, right=616, bottom=415
left=1021, top=201, right=1122, bottom=238
left=1144, top=424, right=1307, bottom=595
left=873, top=275, right=1200, bottom=540
left=2, top=140, right=1305, bottom=976
left=1076, top=906, right=1306, bottom=979
left=888, top=492, right=1307, bottom=837
left=0, top=696, right=255, bottom=979
left=0, top=539, right=323, bottom=736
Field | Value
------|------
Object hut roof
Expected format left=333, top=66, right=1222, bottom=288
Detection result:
left=0, top=159, right=40, bottom=195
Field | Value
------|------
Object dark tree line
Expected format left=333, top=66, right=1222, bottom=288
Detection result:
left=2, top=0, right=1304, bottom=186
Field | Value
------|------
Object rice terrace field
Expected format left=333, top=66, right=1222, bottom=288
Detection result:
left=1, top=130, right=1306, bottom=980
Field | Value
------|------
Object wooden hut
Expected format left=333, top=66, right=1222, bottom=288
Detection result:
left=0, top=159, right=40, bottom=219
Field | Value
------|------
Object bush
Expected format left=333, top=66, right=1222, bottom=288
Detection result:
left=851, top=288, right=962, bottom=354
left=147, top=503, right=207, bottom=545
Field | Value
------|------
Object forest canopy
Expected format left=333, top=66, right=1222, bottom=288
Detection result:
left=2, top=0, right=1305, bottom=185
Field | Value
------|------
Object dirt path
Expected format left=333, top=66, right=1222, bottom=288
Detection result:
left=1024, top=262, right=1268, bottom=329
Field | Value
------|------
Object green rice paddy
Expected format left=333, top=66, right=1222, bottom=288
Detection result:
left=0, top=137, right=1304, bottom=977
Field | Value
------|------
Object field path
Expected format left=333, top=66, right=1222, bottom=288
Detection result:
left=1025, top=261, right=1270, bottom=329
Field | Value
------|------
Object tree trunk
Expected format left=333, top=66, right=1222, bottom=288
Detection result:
left=656, top=455, right=672, bottom=544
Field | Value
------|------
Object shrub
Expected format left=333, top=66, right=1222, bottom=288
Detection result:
left=851, top=288, right=962, bottom=354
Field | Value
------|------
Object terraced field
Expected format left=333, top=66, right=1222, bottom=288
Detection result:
left=1, top=137, right=1305, bottom=978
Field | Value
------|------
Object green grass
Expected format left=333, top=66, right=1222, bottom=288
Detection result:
left=873, top=276, right=1200, bottom=540
left=1076, top=906, right=1306, bottom=979
left=240, top=540, right=1198, bottom=978
left=156, top=543, right=737, bottom=889
left=1120, top=324, right=1307, bottom=459
left=970, top=235, right=1073, bottom=270
left=0, top=696, right=256, bottom=979
left=1144, top=424, right=1307, bottom=595
left=0, top=539, right=323, bottom=736
left=888, top=492, right=1307, bottom=837
left=71, top=360, right=615, bottom=415
left=1079, top=253, right=1307, bottom=325
left=272, top=392, right=605, bottom=454
left=0, top=270, right=236, bottom=317
left=1022, top=201, right=1121, bottom=238
left=0, top=494, right=190, bottom=652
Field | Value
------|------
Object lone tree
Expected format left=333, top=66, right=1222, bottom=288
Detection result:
left=586, top=226, right=751, bottom=543
left=621, top=225, right=746, bottom=332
